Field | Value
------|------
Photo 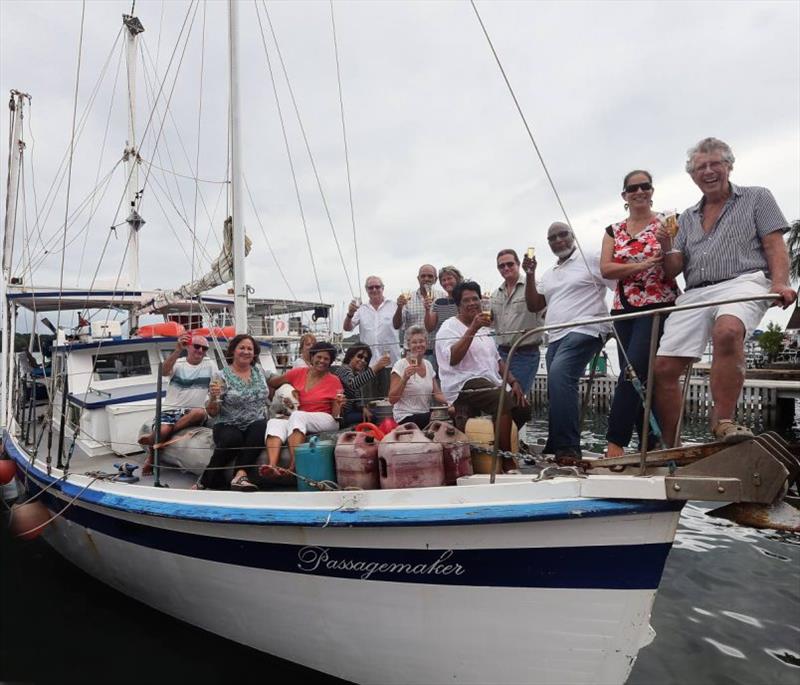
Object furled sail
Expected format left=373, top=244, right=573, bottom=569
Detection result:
left=137, top=217, right=252, bottom=313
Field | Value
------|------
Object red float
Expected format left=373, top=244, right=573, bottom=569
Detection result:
left=0, top=458, right=16, bottom=485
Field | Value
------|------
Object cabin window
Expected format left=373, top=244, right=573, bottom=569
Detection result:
left=92, top=350, right=152, bottom=380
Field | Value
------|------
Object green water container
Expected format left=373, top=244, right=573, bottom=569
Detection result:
left=293, top=435, right=337, bottom=492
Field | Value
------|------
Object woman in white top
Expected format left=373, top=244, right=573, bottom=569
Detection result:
left=291, top=333, right=317, bottom=368
left=388, top=325, right=450, bottom=429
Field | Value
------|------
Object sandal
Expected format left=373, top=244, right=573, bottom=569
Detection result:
left=712, top=420, right=754, bottom=444
left=230, top=474, right=258, bottom=492
left=191, top=482, right=206, bottom=491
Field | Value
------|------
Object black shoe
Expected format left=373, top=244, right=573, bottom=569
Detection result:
left=554, top=448, right=583, bottom=466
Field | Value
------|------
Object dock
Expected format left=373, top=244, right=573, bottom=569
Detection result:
left=531, top=374, right=798, bottom=424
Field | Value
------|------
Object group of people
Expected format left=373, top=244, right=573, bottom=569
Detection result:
left=142, top=136, right=796, bottom=489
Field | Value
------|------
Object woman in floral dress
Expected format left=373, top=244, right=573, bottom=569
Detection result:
left=600, top=170, right=679, bottom=457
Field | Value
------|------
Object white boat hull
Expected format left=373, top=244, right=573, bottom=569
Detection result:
left=7, top=432, right=681, bottom=685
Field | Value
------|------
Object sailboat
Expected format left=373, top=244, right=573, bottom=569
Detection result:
left=2, top=4, right=797, bottom=685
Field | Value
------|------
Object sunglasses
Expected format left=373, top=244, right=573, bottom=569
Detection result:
left=496, top=261, right=516, bottom=270
left=355, top=352, right=370, bottom=359
left=366, top=285, right=383, bottom=290
left=192, top=344, right=209, bottom=351
left=547, top=230, right=571, bottom=242
left=624, top=182, right=653, bottom=193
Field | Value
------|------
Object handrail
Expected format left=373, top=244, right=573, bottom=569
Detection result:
left=489, top=292, right=782, bottom=482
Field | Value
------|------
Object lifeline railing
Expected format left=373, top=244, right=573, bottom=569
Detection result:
left=491, top=292, right=783, bottom=483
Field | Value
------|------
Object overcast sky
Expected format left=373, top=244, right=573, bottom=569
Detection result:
left=1, top=0, right=798, bottom=334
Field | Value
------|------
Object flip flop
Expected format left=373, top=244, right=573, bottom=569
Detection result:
left=230, top=475, right=258, bottom=492
left=712, top=420, right=754, bottom=444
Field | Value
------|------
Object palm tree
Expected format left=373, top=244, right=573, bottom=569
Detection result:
left=789, top=219, right=800, bottom=284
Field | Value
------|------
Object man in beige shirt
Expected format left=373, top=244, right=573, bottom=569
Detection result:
left=490, top=249, right=545, bottom=395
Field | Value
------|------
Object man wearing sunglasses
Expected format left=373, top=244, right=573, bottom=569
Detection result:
left=523, top=222, right=614, bottom=463
left=138, top=332, right=215, bottom=474
left=344, top=275, right=400, bottom=398
left=491, top=249, right=545, bottom=396
left=654, top=137, right=796, bottom=446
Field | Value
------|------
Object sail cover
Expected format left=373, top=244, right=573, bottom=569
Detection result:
left=137, top=217, right=252, bottom=314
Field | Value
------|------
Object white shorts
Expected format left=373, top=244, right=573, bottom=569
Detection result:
left=657, top=271, right=772, bottom=361
left=265, top=411, right=339, bottom=442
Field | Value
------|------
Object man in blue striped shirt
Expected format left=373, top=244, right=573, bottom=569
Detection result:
left=654, top=137, right=796, bottom=446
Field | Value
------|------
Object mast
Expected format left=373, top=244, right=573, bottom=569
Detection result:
left=122, top=13, right=145, bottom=293
left=228, top=0, right=248, bottom=334
left=1, top=90, right=30, bottom=430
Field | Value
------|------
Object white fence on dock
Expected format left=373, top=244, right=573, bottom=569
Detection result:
left=531, top=375, right=783, bottom=423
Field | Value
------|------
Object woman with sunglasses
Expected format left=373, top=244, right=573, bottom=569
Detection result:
left=291, top=333, right=317, bottom=368
left=199, top=334, right=271, bottom=491
left=261, top=341, right=346, bottom=477
left=600, top=170, right=680, bottom=457
left=332, top=343, right=391, bottom=426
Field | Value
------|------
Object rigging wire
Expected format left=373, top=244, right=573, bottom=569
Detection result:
left=139, top=38, right=223, bottom=251
left=19, top=26, right=125, bottom=277
left=468, top=1, right=638, bottom=379
left=242, top=173, right=299, bottom=301
left=191, top=0, right=209, bottom=322
left=329, top=0, right=362, bottom=296
left=252, top=0, right=324, bottom=304
left=77, top=35, right=126, bottom=285
left=56, top=0, right=87, bottom=332
left=83, top=0, right=199, bottom=303
left=259, top=1, right=356, bottom=298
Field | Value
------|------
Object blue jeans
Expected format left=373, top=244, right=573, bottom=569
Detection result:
left=545, top=332, right=604, bottom=453
left=498, top=346, right=541, bottom=396
left=606, top=313, right=666, bottom=449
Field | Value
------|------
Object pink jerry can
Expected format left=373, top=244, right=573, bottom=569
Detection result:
left=378, top=423, right=444, bottom=490
left=425, top=421, right=473, bottom=485
left=335, top=431, right=380, bottom=490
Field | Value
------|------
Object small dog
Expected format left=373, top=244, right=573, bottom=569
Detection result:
left=271, top=383, right=300, bottom=417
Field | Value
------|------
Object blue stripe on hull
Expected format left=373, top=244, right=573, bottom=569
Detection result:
left=39, top=487, right=673, bottom=590
left=4, top=432, right=683, bottom=528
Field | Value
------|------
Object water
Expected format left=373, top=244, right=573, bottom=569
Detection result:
left=2, top=410, right=798, bottom=684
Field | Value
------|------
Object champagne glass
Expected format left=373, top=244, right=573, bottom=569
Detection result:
left=401, top=290, right=412, bottom=304
left=662, top=209, right=679, bottom=239
left=526, top=247, right=536, bottom=260
left=481, top=286, right=493, bottom=320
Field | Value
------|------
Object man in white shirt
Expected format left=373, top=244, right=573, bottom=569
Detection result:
left=343, top=275, right=400, bottom=399
left=139, top=333, right=215, bottom=474
left=524, top=222, right=613, bottom=462
left=436, top=281, right=529, bottom=470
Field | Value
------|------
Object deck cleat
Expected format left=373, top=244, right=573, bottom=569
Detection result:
left=113, top=462, right=140, bottom=484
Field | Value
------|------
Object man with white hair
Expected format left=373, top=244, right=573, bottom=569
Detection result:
left=524, top=222, right=613, bottom=462
left=139, top=332, right=215, bottom=474
left=654, top=137, right=796, bottom=446
left=343, top=275, right=398, bottom=399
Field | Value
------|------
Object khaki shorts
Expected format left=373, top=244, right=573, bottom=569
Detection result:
left=657, top=271, right=772, bottom=361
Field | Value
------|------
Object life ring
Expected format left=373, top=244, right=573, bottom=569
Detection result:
left=354, top=422, right=385, bottom=441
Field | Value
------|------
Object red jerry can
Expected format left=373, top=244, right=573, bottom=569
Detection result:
left=335, top=431, right=380, bottom=490
left=377, top=423, right=444, bottom=490
left=425, top=420, right=473, bottom=485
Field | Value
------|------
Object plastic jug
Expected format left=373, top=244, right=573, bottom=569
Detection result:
left=377, top=423, right=444, bottom=489
left=425, top=420, right=473, bottom=485
left=294, top=436, right=337, bottom=492
left=464, top=418, right=518, bottom=474
left=335, top=431, right=380, bottom=490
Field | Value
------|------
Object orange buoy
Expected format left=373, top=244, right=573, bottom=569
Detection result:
left=10, top=501, right=51, bottom=540
left=0, top=458, right=16, bottom=485
left=138, top=321, right=186, bottom=338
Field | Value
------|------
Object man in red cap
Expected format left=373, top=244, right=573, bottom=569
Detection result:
left=139, top=332, right=216, bottom=474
